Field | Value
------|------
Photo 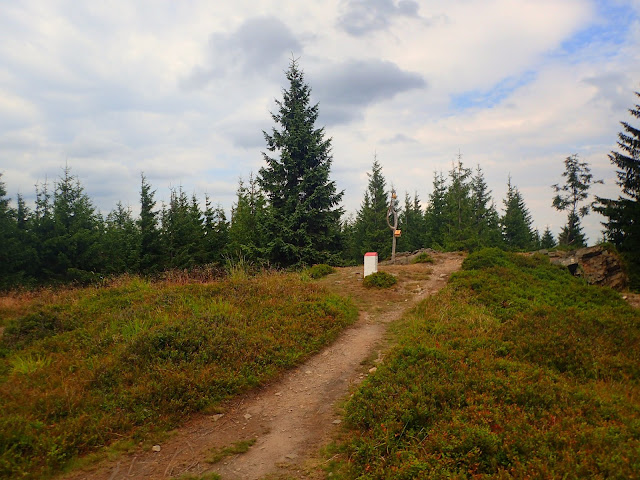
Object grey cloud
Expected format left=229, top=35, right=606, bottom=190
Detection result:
left=221, top=122, right=270, bottom=149
left=337, top=0, right=420, bottom=36
left=313, top=59, right=426, bottom=125
left=181, top=16, right=302, bottom=90
left=583, top=73, right=637, bottom=114
left=381, top=133, right=418, bottom=144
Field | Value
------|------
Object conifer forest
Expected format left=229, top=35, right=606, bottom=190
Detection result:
left=1, top=61, right=638, bottom=290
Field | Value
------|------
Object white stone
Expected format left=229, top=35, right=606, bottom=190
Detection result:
left=364, top=252, right=378, bottom=277
left=152, top=445, right=161, bottom=452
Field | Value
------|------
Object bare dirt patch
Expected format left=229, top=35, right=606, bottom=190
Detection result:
left=63, top=252, right=464, bottom=480
left=624, top=292, right=640, bottom=309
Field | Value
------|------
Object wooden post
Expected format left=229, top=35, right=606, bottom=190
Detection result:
left=386, top=190, right=399, bottom=264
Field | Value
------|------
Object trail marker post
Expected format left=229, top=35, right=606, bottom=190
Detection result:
left=364, top=252, right=378, bottom=277
left=386, top=190, right=401, bottom=264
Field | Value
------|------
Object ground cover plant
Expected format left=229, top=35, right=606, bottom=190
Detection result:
left=363, top=271, right=397, bottom=289
left=335, top=248, right=640, bottom=478
left=411, top=252, right=435, bottom=264
left=305, top=263, right=336, bottom=279
left=0, top=273, right=357, bottom=479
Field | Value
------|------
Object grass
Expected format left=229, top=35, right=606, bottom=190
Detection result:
left=206, top=438, right=256, bottom=463
left=176, top=473, right=221, bottom=480
left=0, top=273, right=357, bottom=479
left=411, top=252, right=435, bottom=264
left=333, top=248, right=640, bottom=478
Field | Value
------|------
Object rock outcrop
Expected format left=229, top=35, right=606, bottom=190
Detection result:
left=544, top=245, right=627, bottom=290
left=380, top=248, right=440, bottom=265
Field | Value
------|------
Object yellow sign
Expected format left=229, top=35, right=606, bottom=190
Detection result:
left=394, top=230, right=402, bottom=237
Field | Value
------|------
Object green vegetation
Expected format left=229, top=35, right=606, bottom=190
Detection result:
left=363, top=271, right=397, bottom=289
left=0, top=274, right=357, bottom=479
left=259, top=57, right=344, bottom=267
left=552, top=154, right=601, bottom=248
left=335, top=248, right=640, bottom=478
left=206, top=438, right=256, bottom=464
left=596, top=91, right=640, bottom=290
left=411, top=252, right=434, bottom=264
left=305, top=264, right=336, bottom=279
left=176, top=473, right=221, bottom=480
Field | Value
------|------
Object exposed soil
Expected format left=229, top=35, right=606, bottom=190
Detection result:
left=624, top=292, right=640, bottom=309
left=63, top=252, right=464, bottom=480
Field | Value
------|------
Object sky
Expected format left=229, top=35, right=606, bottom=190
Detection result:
left=1, top=0, right=639, bottom=243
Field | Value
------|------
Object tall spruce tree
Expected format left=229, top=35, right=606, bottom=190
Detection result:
left=470, top=165, right=502, bottom=249
left=103, top=202, right=140, bottom=274
left=424, top=171, right=447, bottom=248
left=45, top=167, right=103, bottom=280
left=501, top=177, right=535, bottom=250
left=595, top=91, right=640, bottom=289
left=398, top=191, right=425, bottom=252
left=202, top=194, right=229, bottom=264
left=353, top=158, right=391, bottom=260
left=0, top=175, right=21, bottom=288
left=259, top=58, right=344, bottom=267
left=443, top=156, right=474, bottom=250
left=228, top=175, right=267, bottom=262
left=138, top=174, right=163, bottom=273
left=161, top=187, right=203, bottom=269
left=552, top=154, right=601, bottom=247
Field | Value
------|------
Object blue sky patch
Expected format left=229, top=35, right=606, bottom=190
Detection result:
left=450, top=71, right=537, bottom=111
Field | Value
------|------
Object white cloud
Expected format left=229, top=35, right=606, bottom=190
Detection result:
left=0, top=0, right=638, bottom=244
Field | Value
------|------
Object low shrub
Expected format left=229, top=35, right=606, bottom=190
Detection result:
left=0, top=274, right=357, bottom=479
left=363, top=271, right=397, bottom=289
left=411, top=252, right=434, bottom=264
left=335, top=248, right=640, bottom=479
left=306, top=264, right=336, bottom=279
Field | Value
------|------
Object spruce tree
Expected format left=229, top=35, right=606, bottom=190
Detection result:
left=443, top=156, right=473, bottom=250
left=595, top=91, right=640, bottom=288
left=540, top=226, right=557, bottom=249
left=228, top=175, right=267, bottom=262
left=103, top=202, right=140, bottom=274
left=353, top=158, right=391, bottom=260
left=259, top=58, right=344, bottom=267
left=203, top=194, right=229, bottom=264
left=162, top=187, right=203, bottom=269
left=424, top=171, right=447, bottom=248
left=0, top=175, right=20, bottom=288
left=398, top=192, right=425, bottom=252
left=470, top=165, right=502, bottom=249
left=501, top=177, right=535, bottom=250
left=33, top=179, right=55, bottom=278
left=552, top=154, right=601, bottom=247
left=46, top=167, right=103, bottom=281
left=138, top=174, right=163, bottom=273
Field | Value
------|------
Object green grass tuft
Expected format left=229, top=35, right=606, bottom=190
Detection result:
left=206, top=438, right=256, bottom=464
left=305, top=264, right=336, bottom=279
left=175, top=473, right=221, bottom=480
left=363, top=271, right=397, bottom=289
left=411, top=252, right=435, bottom=264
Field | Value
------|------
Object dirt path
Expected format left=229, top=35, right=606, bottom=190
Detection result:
left=65, top=252, right=463, bottom=480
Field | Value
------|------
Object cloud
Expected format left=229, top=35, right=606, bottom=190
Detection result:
left=337, top=0, right=421, bottom=36
left=181, top=16, right=302, bottom=90
left=313, top=59, right=426, bottom=125
left=381, top=133, right=418, bottom=144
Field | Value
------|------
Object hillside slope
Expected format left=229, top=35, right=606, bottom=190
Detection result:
left=337, top=248, right=640, bottom=478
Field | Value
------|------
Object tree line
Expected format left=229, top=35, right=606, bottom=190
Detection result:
left=0, top=59, right=638, bottom=289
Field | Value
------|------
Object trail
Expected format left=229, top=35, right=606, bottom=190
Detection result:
left=65, top=252, right=463, bottom=480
